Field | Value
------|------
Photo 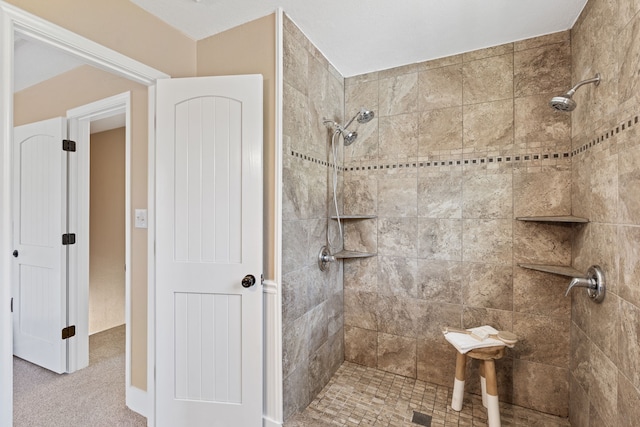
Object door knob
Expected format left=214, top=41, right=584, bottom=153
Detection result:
left=241, top=274, right=256, bottom=288
left=12, top=250, right=18, bottom=258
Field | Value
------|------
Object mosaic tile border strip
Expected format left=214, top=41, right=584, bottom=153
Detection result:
left=290, top=150, right=344, bottom=171
left=344, top=151, right=570, bottom=172
left=290, top=149, right=571, bottom=172
left=572, top=113, right=639, bottom=156
left=290, top=112, right=638, bottom=172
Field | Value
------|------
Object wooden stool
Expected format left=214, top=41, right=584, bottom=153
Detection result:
left=451, top=346, right=505, bottom=427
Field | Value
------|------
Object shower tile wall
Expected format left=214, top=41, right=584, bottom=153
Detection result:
left=342, top=32, right=574, bottom=416
left=281, top=16, right=345, bottom=420
left=569, top=0, right=640, bottom=426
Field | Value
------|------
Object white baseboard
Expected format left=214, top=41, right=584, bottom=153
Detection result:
left=126, top=385, right=147, bottom=418
left=263, top=280, right=282, bottom=425
left=263, top=416, right=283, bottom=427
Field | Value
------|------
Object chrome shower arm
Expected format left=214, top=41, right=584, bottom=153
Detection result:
left=343, top=108, right=375, bottom=130
left=567, top=73, right=601, bottom=96
left=342, top=111, right=360, bottom=130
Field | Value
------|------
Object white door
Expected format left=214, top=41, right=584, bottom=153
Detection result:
left=155, top=75, right=263, bottom=427
left=12, top=117, right=68, bottom=374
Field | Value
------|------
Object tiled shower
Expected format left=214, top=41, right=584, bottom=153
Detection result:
left=281, top=16, right=346, bottom=419
left=282, top=0, right=640, bottom=424
left=341, top=31, right=573, bottom=418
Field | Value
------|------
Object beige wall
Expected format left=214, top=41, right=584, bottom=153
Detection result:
left=12, top=3, right=278, bottom=393
left=89, top=128, right=125, bottom=335
left=2, top=3, right=280, bottom=424
left=196, top=14, right=277, bottom=279
left=6, top=0, right=196, bottom=77
left=15, top=65, right=149, bottom=389
left=9, top=0, right=201, bottom=391
left=569, top=0, right=640, bottom=425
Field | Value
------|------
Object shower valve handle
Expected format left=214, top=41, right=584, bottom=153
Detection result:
left=318, top=246, right=335, bottom=271
left=564, top=277, right=595, bottom=296
left=564, top=265, right=605, bottom=303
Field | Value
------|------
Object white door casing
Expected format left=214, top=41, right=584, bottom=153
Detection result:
left=0, top=3, right=170, bottom=425
left=65, top=92, right=131, bottom=375
left=155, top=75, right=263, bottom=427
left=12, top=117, right=68, bottom=374
left=1, top=5, right=285, bottom=427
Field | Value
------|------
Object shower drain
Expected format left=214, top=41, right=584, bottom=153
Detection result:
left=411, top=411, right=432, bottom=426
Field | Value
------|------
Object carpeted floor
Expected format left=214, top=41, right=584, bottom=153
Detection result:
left=13, top=325, right=147, bottom=427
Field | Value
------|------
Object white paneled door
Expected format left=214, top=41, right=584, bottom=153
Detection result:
left=12, top=117, right=68, bottom=374
left=155, top=75, right=263, bottom=427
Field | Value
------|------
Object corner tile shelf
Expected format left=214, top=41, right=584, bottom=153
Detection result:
left=516, top=215, right=589, bottom=279
left=331, top=215, right=377, bottom=220
left=515, top=215, right=589, bottom=223
left=331, top=214, right=377, bottom=259
left=333, top=250, right=377, bottom=259
left=518, top=263, right=586, bottom=278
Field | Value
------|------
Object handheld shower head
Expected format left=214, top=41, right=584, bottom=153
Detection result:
left=342, top=131, right=358, bottom=146
left=550, top=73, right=600, bottom=112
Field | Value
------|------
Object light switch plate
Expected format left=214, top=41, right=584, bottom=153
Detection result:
left=135, top=209, right=147, bottom=229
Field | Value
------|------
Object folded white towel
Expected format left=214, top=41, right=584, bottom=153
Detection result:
left=443, top=325, right=506, bottom=354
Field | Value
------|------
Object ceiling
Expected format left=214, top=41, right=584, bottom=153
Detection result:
left=14, top=34, right=85, bottom=93
left=13, top=1, right=589, bottom=94
left=14, top=35, right=125, bottom=133
left=130, top=0, right=588, bottom=77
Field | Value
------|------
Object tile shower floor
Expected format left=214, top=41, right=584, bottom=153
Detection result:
left=284, top=362, right=571, bottom=427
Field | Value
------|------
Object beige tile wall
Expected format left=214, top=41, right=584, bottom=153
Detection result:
left=282, top=1, right=640, bottom=422
left=281, top=16, right=345, bottom=420
left=342, top=32, right=574, bottom=416
left=569, top=0, right=640, bottom=426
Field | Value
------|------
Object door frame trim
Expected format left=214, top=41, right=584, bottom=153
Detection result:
left=0, top=2, right=168, bottom=426
left=66, top=91, right=132, bottom=378
left=263, top=8, right=285, bottom=427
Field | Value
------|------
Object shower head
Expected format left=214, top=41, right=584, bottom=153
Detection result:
left=550, top=73, right=601, bottom=112
left=357, top=109, right=375, bottom=124
left=549, top=94, right=577, bottom=112
left=342, top=131, right=358, bottom=146
left=344, top=108, right=375, bottom=129
left=323, top=107, right=375, bottom=145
